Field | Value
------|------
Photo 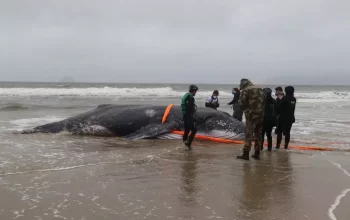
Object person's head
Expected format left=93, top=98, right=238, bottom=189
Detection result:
left=263, top=88, right=272, bottom=97
left=275, top=86, right=283, bottom=96
left=189, top=84, right=199, bottom=96
left=212, top=90, right=219, bottom=97
left=239, top=78, right=253, bottom=90
left=232, top=88, right=240, bottom=95
left=285, top=86, right=295, bottom=97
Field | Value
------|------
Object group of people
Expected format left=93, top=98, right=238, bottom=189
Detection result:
left=180, top=79, right=297, bottom=161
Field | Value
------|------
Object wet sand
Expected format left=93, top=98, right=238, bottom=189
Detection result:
left=0, top=133, right=349, bottom=220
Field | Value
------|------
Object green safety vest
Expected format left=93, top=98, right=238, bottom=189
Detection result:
left=181, top=93, right=195, bottom=114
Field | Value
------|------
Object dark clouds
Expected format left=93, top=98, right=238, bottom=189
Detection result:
left=1, top=0, right=349, bottom=84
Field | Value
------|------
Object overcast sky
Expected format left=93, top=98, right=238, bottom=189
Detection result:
left=1, top=0, right=349, bottom=84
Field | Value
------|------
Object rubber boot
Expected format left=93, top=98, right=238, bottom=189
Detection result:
left=285, top=139, right=290, bottom=150
left=267, top=137, right=272, bottom=152
left=275, top=139, right=281, bottom=149
left=186, top=132, right=196, bottom=151
left=252, top=150, right=260, bottom=160
left=183, top=141, right=191, bottom=151
left=237, top=150, right=250, bottom=161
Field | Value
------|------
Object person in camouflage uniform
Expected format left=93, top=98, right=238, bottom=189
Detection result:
left=237, top=79, right=265, bottom=160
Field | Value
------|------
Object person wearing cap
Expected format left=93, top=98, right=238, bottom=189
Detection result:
left=261, top=88, right=277, bottom=151
left=205, top=90, right=220, bottom=110
left=228, top=88, right=243, bottom=121
left=237, top=79, right=265, bottom=161
left=181, top=84, right=199, bottom=150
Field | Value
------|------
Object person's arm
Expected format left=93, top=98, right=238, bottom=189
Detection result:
left=205, top=96, right=216, bottom=108
left=275, top=98, right=281, bottom=115
left=272, top=99, right=277, bottom=116
left=205, top=102, right=217, bottom=108
left=278, top=97, right=287, bottom=116
left=239, top=90, right=248, bottom=111
left=186, top=96, right=195, bottom=115
left=228, top=97, right=234, bottom=105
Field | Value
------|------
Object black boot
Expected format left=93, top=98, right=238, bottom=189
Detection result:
left=267, top=137, right=272, bottom=151
left=284, top=144, right=289, bottom=150
left=252, top=150, right=260, bottom=160
left=237, top=150, right=250, bottom=160
left=183, top=141, right=192, bottom=151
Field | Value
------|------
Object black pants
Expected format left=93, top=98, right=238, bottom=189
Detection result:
left=261, top=125, right=273, bottom=150
left=183, top=114, right=197, bottom=145
left=276, top=123, right=293, bottom=148
left=233, top=115, right=242, bottom=122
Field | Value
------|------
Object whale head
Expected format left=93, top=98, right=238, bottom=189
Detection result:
left=194, top=108, right=245, bottom=140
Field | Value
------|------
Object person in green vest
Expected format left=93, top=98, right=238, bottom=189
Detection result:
left=181, top=84, right=198, bottom=150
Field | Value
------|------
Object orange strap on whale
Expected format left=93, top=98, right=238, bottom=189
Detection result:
left=162, top=104, right=175, bottom=124
left=160, top=104, right=349, bottom=152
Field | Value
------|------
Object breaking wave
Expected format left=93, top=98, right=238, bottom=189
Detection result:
left=0, top=103, right=91, bottom=111
left=0, top=87, right=349, bottom=102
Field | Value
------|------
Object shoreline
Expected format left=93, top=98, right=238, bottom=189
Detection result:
left=0, top=138, right=349, bottom=220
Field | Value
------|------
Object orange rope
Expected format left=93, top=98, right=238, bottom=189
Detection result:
left=171, top=130, right=245, bottom=145
left=161, top=105, right=350, bottom=152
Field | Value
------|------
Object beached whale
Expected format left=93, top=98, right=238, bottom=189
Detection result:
left=20, top=104, right=245, bottom=141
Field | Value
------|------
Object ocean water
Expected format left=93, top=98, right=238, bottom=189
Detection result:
left=1, top=82, right=350, bottom=148
left=1, top=82, right=350, bottom=220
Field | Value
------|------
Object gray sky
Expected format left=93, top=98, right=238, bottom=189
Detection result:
left=1, top=0, right=349, bottom=84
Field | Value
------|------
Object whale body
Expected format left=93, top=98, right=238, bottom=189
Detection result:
left=21, top=104, right=245, bottom=141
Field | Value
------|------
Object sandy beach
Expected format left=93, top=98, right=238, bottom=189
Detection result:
left=0, top=132, right=349, bottom=220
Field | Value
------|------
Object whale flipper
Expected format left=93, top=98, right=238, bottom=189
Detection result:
left=125, top=121, right=179, bottom=140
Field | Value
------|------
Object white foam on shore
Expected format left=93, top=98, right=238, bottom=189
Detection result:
left=0, top=162, right=120, bottom=177
left=0, top=87, right=349, bottom=102
left=327, top=160, right=350, bottom=220
left=328, top=189, right=350, bottom=220
left=329, top=161, right=350, bottom=177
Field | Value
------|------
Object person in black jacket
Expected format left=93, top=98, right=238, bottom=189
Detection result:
left=261, top=88, right=277, bottom=151
left=274, top=86, right=284, bottom=134
left=227, top=88, right=243, bottom=121
left=276, top=86, right=296, bottom=149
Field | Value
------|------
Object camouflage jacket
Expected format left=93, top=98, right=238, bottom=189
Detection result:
left=238, top=79, right=265, bottom=121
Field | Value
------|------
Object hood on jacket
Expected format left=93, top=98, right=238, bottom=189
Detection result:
left=285, top=86, right=295, bottom=96
left=263, top=88, right=272, bottom=97
left=239, top=78, right=254, bottom=90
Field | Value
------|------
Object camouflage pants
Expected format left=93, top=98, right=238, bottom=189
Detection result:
left=243, top=119, right=263, bottom=152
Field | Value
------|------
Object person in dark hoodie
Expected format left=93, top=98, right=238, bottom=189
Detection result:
left=261, top=88, right=277, bottom=151
left=274, top=86, right=284, bottom=134
left=276, top=86, right=296, bottom=149
left=227, top=88, right=243, bottom=121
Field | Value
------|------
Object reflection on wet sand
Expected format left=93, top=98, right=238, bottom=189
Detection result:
left=177, top=152, right=200, bottom=219
left=0, top=131, right=349, bottom=220
left=237, top=152, right=294, bottom=219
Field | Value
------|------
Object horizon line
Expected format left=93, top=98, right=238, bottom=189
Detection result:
left=0, top=81, right=349, bottom=86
